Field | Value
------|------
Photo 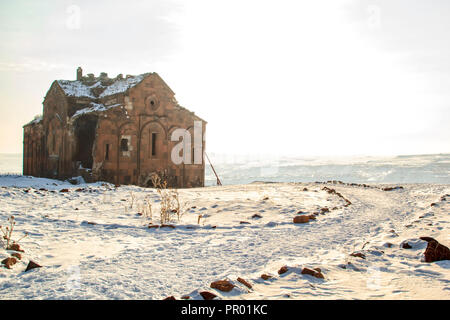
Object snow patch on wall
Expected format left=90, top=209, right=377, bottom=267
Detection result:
left=72, top=103, right=122, bottom=119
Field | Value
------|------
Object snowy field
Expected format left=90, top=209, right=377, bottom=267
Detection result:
left=0, top=175, right=448, bottom=299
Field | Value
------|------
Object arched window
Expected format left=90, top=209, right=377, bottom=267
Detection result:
left=120, top=138, right=129, bottom=152
left=151, top=132, right=157, bottom=157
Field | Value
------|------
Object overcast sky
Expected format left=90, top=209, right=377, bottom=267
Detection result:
left=0, top=0, right=449, bottom=156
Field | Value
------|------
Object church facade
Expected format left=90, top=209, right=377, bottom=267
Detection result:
left=23, top=68, right=206, bottom=188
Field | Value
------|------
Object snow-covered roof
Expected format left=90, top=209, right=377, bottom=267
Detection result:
left=57, top=80, right=98, bottom=98
left=57, top=73, right=149, bottom=99
left=99, top=74, right=147, bottom=98
left=24, top=115, right=43, bottom=127
left=72, top=102, right=123, bottom=119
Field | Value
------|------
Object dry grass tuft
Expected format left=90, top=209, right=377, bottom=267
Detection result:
left=151, top=175, right=185, bottom=224
left=0, top=216, right=28, bottom=250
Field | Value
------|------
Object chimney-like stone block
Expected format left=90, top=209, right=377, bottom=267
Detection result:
left=76, top=67, right=83, bottom=80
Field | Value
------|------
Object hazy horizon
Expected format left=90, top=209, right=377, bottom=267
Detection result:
left=1, top=0, right=449, bottom=156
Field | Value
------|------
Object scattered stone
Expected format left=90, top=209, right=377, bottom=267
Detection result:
left=320, top=207, right=330, bottom=213
left=430, top=203, right=437, bottom=207
left=7, top=243, right=24, bottom=252
left=261, top=274, right=272, bottom=280
left=307, top=214, right=317, bottom=220
left=148, top=225, right=159, bottom=229
left=301, top=267, right=324, bottom=279
left=303, top=188, right=308, bottom=191
left=324, top=188, right=336, bottom=194
left=293, top=215, right=309, bottom=224
left=25, top=260, right=42, bottom=272
left=388, top=186, right=404, bottom=191
left=200, top=291, right=217, bottom=300
left=278, top=266, right=288, bottom=275
left=163, top=296, right=176, bottom=300
left=350, top=252, right=366, bottom=259
left=87, top=221, right=97, bottom=225
left=239, top=221, right=250, bottom=224
left=251, top=214, right=262, bottom=219
left=420, top=237, right=450, bottom=262
left=181, top=295, right=191, bottom=300
left=11, top=253, right=22, bottom=260
left=402, top=242, right=412, bottom=249
left=262, top=196, right=269, bottom=201
left=39, top=188, right=47, bottom=191
left=237, top=277, right=252, bottom=289
left=60, top=188, right=69, bottom=193
left=2, top=257, right=17, bottom=269
left=160, top=224, right=176, bottom=229
left=210, top=280, right=235, bottom=292
left=137, top=212, right=143, bottom=216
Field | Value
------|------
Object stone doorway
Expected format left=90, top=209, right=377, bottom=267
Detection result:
left=74, top=115, right=98, bottom=169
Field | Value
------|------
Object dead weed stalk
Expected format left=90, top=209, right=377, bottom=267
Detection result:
left=0, top=216, right=28, bottom=250
left=151, top=175, right=184, bottom=224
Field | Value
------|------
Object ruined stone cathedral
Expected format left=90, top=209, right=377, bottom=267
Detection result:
left=23, top=68, right=206, bottom=188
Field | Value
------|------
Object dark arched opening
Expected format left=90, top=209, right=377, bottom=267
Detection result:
left=74, top=115, right=98, bottom=169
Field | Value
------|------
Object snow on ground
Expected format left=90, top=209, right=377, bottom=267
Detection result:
left=0, top=176, right=448, bottom=299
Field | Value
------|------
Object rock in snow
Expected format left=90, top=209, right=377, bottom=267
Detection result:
left=199, top=291, right=217, bottom=300
left=210, top=280, right=235, bottom=292
left=278, top=266, right=289, bottom=275
left=293, top=215, right=309, bottom=224
left=25, top=260, right=42, bottom=272
left=2, top=257, right=17, bottom=269
left=301, top=267, right=324, bottom=279
left=7, top=243, right=24, bottom=252
left=261, top=274, right=272, bottom=280
left=237, top=277, right=252, bottom=289
left=420, top=237, right=450, bottom=262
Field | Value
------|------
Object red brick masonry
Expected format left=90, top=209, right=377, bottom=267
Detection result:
left=23, top=68, right=206, bottom=188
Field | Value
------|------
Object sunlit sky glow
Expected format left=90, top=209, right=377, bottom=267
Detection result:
left=0, top=0, right=449, bottom=156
